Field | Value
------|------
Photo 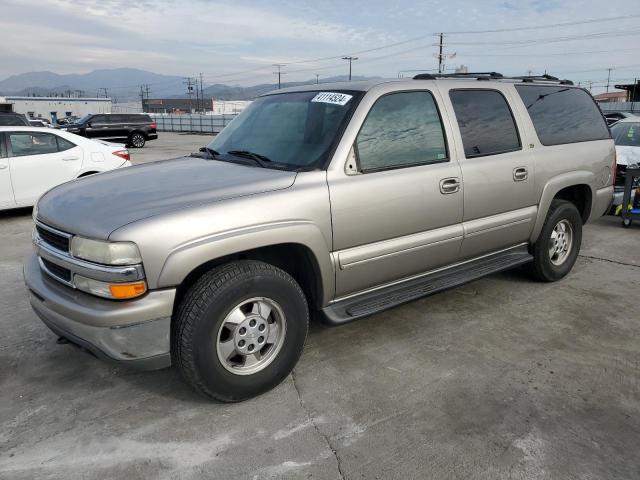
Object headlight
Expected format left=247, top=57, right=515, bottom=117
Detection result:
left=74, top=274, right=147, bottom=300
left=70, top=236, right=142, bottom=265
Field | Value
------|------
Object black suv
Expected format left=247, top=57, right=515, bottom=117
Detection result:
left=59, top=113, right=158, bottom=148
left=0, top=112, right=30, bottom=126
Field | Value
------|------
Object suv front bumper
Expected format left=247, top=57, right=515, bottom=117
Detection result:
left=23, top=253, right=174, bottom=370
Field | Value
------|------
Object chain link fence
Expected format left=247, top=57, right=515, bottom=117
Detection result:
left=149, top=114, right=239, bottom=134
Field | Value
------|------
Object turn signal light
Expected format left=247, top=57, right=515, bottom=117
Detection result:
left=109, top=281, right=147, bottom=299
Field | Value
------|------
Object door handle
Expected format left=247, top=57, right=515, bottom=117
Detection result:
left=439, top=177, right=460, bottom=194
left=0, top=165, right=7, bottom=170
left=62, top=157, right=80, bottom=161
left=513, top=167, right=528, bottom=181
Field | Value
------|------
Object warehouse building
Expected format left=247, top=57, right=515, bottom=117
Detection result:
left=0, top=96, right=111, bottom=123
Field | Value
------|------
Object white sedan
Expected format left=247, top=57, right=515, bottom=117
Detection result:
left=0, top=126, right=131, bottom=211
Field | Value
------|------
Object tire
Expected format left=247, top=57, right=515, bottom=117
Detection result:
left=128, top=132, right=146, bottom=148
left=528, top=199, right=583, bottom=282
left=173, top=260, right=309, bottom=402
left=622, top=218, right=632, bottom=228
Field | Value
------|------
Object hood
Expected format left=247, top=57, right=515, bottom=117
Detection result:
left=37, top=157, right=297, bottom=239
left=615, top=145, right=640, bottom=166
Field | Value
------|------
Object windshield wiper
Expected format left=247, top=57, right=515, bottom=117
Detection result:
left=226, top=150, right=273, bottom=168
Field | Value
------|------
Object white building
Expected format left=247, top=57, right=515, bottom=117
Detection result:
left=0, top=96, right=112, bottom=123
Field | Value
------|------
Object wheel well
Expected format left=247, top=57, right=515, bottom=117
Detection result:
left=130, top=130, right=146, bottom=138
left=173, top=243, right=323, bottom=316
left=554, top=184, right=592, bottom=223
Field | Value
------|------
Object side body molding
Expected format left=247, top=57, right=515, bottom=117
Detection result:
left=156, top=221, right=335, bottom=304
left=530, top=170, right=595, bottom=243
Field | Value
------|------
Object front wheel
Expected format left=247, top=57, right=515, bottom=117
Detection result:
left=173, top=260, right=309, bottom=402
left=128, top=132, right=146, bottom=148
left=528, top=199, right=583, bottom=282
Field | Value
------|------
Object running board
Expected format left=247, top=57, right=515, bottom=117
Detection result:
left=322, top=245, right=533, bottom=325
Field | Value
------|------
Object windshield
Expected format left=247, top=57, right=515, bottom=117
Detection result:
left=76, top=114, right=92, bottom=124
left=611, top=122, right=640, bottom=147
left=207, top=90, right=362, bottom=170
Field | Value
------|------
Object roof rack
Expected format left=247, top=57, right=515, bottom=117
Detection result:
left=412, top=72, right=574, bottom=85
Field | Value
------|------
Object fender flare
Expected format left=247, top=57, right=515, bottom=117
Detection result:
left=530, top=170, right=595, bottom=243
left=156, top=220, right=335, bottom=304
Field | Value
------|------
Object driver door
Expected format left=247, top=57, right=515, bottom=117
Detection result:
left=328, top=89, right=464, bottom=297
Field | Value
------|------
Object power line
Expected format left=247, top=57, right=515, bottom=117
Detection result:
left=441, top=13, right=640, bottom=34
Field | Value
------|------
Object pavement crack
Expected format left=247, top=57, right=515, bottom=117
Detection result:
left=290, top=369, right=346, bottom=480
left=579, top=254, right=640, bottom=269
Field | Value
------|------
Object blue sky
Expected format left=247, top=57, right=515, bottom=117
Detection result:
left=2, top=0, right=639, bottom=92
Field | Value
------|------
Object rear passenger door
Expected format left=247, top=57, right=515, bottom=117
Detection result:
left=440, top=86, right=537, bottom=259
left=328, top=89, right=464, bottom=297
left=0, top=134, right=15, bottom=209
left=7, top=131, right=82, bottom=205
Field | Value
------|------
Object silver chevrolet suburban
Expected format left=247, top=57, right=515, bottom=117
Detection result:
left=24, top=73, right=615, bottom=402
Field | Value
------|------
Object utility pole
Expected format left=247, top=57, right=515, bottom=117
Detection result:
left=588, top=80, right=593, bottom=93
left=437, top=33, right=444, bottom=74
left=273, top=64, right=285, bottom=89
left=316, top=74, right=319, bottom=84
left=342, top=56, right=358, bottom=81
left=606, top=68, right=612, bottom=93
left=99, top=87, right=108, bottom=98
left=199, top=73, right=205, bottom=112
left=184, top=77, right=195, bottom=112
left=194, top=75, right=200, bottom=112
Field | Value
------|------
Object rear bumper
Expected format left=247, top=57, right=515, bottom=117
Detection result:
left=23, top=253, right=174, bottom=370
left=592, top=185, right=615, bottom=218
left=147, top=133, right=158, bottom=140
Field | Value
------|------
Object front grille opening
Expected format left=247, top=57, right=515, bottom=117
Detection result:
left=41, top=258, right=72, bottom=283
left=36, top=225, right=70, bottom=252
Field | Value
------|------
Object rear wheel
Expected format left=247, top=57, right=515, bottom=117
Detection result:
left=173, top=260, right=309, bottom=402
left=128, top=132, right=146, bottom=148
left=528, top=199, right=582, bottom=282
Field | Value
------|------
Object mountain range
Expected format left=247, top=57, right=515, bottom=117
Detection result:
left=0, top=68, right=375, bottom=102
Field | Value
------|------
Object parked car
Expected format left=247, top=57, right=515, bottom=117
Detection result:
left=610, top=117, right=640, bottom=207
left=0, top=112, right=30, bottom=126
left=0, top=127, right=131, bottom=210
left=25, top=74, right=614, bottom=402
left=58, top=113, right=157, bottom=148
left=604, top=111, right=637, bottom=126
left=28, top=119, right=52, bottom=128
left=56, top=116, right=79, bottom=126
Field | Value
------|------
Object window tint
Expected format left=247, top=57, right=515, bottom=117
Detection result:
left=0, top=114, right=28, bottom=126
left=356, top=91, right=447, bottom=172
left=449, top=89, right=521, bottom=157
left=91, top=115, right=107, bottom=124
left=110, top=114, right=127, bottom=123
left=515, top=85, right=610, bottom=146
left=9, top=132, right=59, bottom=157
left=610, top=122, right=640, bottom=147
left=56, top=136, right=76, bottom=152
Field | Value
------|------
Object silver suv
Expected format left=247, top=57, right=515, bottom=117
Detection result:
left=24, top=73, right=615, bottom=401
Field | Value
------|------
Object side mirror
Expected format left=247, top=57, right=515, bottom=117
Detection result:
left=199, top=146, right=207, bottom=152
left=345, top=145, right=360, bottom=175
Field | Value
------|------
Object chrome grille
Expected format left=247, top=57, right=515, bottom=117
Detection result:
left=35, top=223, right=70, bottom=252
left=40, top=258, right=72, bottom=283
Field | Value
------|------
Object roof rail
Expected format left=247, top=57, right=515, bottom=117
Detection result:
left=413, top=72, right=574, bottom=85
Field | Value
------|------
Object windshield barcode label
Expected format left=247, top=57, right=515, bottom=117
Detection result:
left=311, top=92, right=353, bottom=106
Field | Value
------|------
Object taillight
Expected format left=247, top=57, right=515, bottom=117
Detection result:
left=150, top=121, right=157, bottom=129
left=112, top=150, right=130, bottom=161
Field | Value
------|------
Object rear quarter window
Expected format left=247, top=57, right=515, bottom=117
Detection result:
left=515, top=85, right=610, bottom=146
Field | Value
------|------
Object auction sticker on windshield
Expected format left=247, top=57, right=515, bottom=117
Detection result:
left=311, top=92, right=353, bottom=106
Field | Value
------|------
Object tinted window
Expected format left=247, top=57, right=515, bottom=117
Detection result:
left=356, top=91, right=447, bottom=172
left=515, top=85, right=610, bottom=146
left=0, top=114, right=28, bottom=126
left=449, top=90, right=521, bottom=157
left=110, top=114, right=127, bottom=123
left=9, top=132, right=59, bottom=157
left=610, top=122, right=640, bottom=147
left=56, top=136, right=76, bottom=152
left=91, top=115, right=107, bottom=124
